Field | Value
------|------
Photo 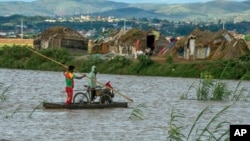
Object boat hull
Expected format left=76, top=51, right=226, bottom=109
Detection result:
left=43, top=102, right=128, bottom=109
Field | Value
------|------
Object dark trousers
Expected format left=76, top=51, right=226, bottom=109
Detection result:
left=90, top=88, right=96, bottom=102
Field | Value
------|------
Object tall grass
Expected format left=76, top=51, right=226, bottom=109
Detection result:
left=1, top=82, right=43, bottom=118
left=196, top=105, right=231, bottom=141
left=176, top=61, right=249, bottom=140
left=0, top=83, right=10, bottom=103
left=195, top=78, right=232, bottom=101
left=181, top=60, right=250, bottom=101
left=5, top=108, right=20, bottom=118
left=0, top=82, right=20, bottom=119
left=231, top=71, right=250, bottom=101
left=195, top=61, right=234, bottom=100
left=167, top=108, right=186, bottom=141
left=180, top=82, right=195, bottom=100
left=28, top=102, right=43, bottom=118
left=129, top=103, right=146, bottom=120
left=196, top=78, right=214, bottom=100
left=182, top=76, right=249, bottom=101
left=168, top=105, right=231, bottom=141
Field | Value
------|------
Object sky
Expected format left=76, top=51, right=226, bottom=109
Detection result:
left=0, top=0, right=247, bottom=4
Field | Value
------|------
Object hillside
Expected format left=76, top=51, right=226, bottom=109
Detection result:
left=0, top=0, right=250, bottom=21
left=91, top=7, right=167, bottom=19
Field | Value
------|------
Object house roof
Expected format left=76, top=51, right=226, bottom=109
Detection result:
left=35, top=26, right=86, bottom=41
left=167, top=28, right=250, bottom=60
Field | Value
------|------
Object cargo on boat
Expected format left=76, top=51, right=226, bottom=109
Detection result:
left=43, top=101, right=128, bottom=109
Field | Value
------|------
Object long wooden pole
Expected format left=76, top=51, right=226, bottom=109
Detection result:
left=25, top=47, right=68, bottom=69
left=26, top=47, right=133, bottom=102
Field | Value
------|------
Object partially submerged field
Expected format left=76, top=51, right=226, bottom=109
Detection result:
left=0, top=38, right=33, bottom=47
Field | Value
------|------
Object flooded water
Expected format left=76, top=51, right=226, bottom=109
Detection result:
left=0, top=68, right=250, bottom=141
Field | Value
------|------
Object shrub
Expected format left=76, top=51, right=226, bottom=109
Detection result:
left=239, top=54, right=250, bottom=61
left=212, top=82, right=231, bottom=100
left=137, top=54, right=153, bottom=66
left=196, top=78, right=214, bottom=100
left=166, top=56, right=173, bottom=64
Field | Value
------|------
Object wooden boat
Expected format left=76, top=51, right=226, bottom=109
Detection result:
left=43, top=101, right=128, bottom=109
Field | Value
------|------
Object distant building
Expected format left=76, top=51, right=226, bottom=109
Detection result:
left=33, top=26, right=88, bottom=50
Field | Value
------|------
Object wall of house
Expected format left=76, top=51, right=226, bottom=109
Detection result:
left=41, top=40, right=49, bottom=49
left=61, top=39, right=86, bottom=50
left=196, top=47, right=210, bottom=59
left=51, top=39, right=61, bottom=48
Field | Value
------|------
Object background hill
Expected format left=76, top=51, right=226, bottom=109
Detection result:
left=0, top=0, right=250, bottom=21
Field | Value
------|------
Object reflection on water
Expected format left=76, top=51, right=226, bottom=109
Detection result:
left=0, top=68, right=250, bottom=141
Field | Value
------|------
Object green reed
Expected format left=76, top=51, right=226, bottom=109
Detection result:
left=0, top=83, right=10, bottom=103
left=28, top=101, right=43, bottom=118
left=217, top=60, right=250, bottom=101
left=5, top=108, right=20, bottom=118
left=181, top=64, right=250, bottom=101
left=129, top=103, right=146, bottom=120
left=0, top=83, right=19, bottom=119
left=196, top=62, right=232, bottom=100
left=196, top=78, right=214, bottom=100
left=168, top=105, right=231, bottom=141
left=196, top=105, right=231, bottom=141
left=180, top=82, right=195, bottom=100
left=230, top=71, right=250, bottom=101
left=182, top=76, right=249, bottom=101
left=212, top=81, right=231, bottom=100
left=167, top=108, right=186, bottom=141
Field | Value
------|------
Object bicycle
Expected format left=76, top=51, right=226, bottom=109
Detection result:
left=73, top=83, right=115, bottom=104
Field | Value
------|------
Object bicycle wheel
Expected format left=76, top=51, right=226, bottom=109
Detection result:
left=73, top=92, right=89, bottom=104
left=99, top=94, right=112, bottom=104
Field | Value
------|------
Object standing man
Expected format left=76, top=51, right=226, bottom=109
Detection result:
left=64, top=65, right=85, bottom=105
left=88, top=65, right=97, bottom=102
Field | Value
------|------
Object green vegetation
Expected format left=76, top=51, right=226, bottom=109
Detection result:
left=0, top=81, right=43, bottom=118
left=180, top=59, right=250, bottom=101
left=0, top=46, right=250, bottom=80
left=181, top=77, right=249, bottom=101
left=168, top=108, right=186, bottom=141
left=28, top=102, right=43, bottom=118
left=131, top=103, right=232, bottom=140
left=195, top=78, right=231, bottom=100
left=0, top=83, right=9, bottom=103
left=4, top=108, right=20, bottom=119
left=167, top=105, right=231, bottom=141
left=0, top=82, right=20, bottom=119
left=245, top=34, right=250, bottom=42
left=129, top=103, right=146, bottom=120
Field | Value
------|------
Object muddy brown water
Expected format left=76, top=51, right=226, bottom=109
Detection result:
left=0, top=69, right=250, bottom=141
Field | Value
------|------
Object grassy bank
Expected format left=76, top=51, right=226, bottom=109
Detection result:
left=0, top=45, right=250, bottom=80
